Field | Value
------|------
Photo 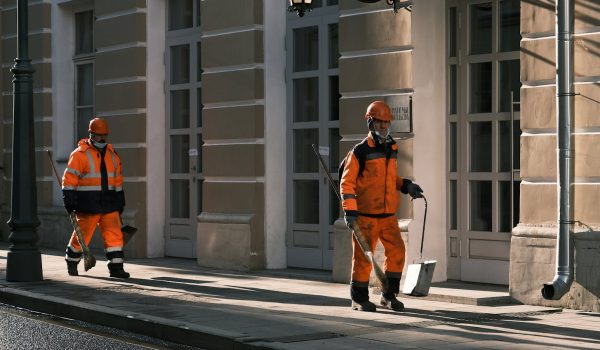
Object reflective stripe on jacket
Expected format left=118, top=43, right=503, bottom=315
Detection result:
left=62, top=138, right=124, bottom=214
left=340, top=132, right=405, bottom=215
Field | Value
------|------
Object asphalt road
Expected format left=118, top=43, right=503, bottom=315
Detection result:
left=0, top=302, right=202, bottom=350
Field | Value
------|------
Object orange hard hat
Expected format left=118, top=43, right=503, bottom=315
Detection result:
left=88, top=117, right=109, bottom=135
left=365, top=101, right=392, bottom=121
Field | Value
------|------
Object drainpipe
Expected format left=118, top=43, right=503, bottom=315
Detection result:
left=541, top=0, right=575, bottom=300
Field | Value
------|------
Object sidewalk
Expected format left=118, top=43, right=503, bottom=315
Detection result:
left=1, top=246, right=599, bottom=350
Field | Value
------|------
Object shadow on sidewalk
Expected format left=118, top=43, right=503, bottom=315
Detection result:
left=1, top=247, right=599, bottom=349
left=15, top=271, right=599, bottom=350
left=364, top=308, right=600, bottom=350
left=78, top=274, right=350, bottom=307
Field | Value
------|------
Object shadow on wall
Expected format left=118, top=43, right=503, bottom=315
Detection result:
left=0, top=165, right=4, bottom=242
left=572, top=223, right=600, bottom=310
left=522, top=0, right=600, bottom=28
left=576, top=0, right=600, bottom=28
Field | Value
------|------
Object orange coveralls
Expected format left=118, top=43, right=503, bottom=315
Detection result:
left=340, top=132, right=406, bottom=286
left=62, top=139, right=125, bottom=262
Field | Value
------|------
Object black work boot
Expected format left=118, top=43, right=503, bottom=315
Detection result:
left=108, top=263, right=130, bottom=278
left=66, top=261, right=79, bottom=276
left=380, top=275, right=405, bottom=311
left=380, top=293, right=405, bottom=311
left=65, top=247, right=82, bottom=276
left=350, top=284, right=376, bottom=312
left=351, top=300, right=377, bottom=312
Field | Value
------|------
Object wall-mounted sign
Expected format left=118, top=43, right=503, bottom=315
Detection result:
left=318, top=146, right=329, bottom=156
left=384, top=95, right=412, bottom=134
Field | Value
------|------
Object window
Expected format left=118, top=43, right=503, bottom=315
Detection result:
left=165, top=0, right=203, bottom=258
left=286, top=2, right=340, bottom=270
left=446, top=0, right=521, bottom=284
left=74, top=10, right=95, bottom=142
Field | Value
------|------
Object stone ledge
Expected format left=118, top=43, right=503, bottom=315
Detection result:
left=512, top=223, right=600, bottom=240
left=198, top=212, right=254, bottom=224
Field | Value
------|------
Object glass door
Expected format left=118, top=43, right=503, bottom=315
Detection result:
left=286, top=3, right=340, bottom=270
left=446, top=0, right=520, bottom=284
left=165, top=0, right=203, bottom=258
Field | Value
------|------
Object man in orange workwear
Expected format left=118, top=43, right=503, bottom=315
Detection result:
left=63, top=117, right=130, bottom=278
left=340, top=100, right=423, bottom=312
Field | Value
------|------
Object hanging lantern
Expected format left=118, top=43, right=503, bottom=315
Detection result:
left=288, top=0, right=313, bottom=18
left=357, top=0, right=414, bottom=13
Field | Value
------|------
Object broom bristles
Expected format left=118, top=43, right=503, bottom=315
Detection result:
left=83, top=255, right=96, bottom=271
left=372, top=261, right=389, bottom=293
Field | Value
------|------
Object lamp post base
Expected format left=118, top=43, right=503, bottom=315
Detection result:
left=6, top=250, right=43, bottom=282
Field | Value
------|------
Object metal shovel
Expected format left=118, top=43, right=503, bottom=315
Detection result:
left=402, top=195, right=436, bottom=296
left=119, top=214, right=137, bottom=244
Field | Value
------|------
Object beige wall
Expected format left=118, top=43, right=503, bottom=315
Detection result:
left=198, top=0, right=267, bottom=270
left=94, top=1, right=148, bottom=257
left=510, top=0, right=600, bottom=311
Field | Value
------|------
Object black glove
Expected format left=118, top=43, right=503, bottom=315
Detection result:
left=401, top=179, right=424, bottom=199
left=63, top=190, right=77, bottom=214
left=344, top=210, right=358, bottom=230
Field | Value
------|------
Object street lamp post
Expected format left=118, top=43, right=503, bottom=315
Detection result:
left=6, top=0, right=43, bottom=282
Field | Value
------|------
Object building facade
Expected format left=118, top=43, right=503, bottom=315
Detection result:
left=0, top=0, right=598, bottom=311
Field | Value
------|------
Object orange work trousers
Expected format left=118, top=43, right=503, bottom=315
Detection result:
left=68, top=211, right=123, bottom=250
left=351, top=215, right=405, bottom=283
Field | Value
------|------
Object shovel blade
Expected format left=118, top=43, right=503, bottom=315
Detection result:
left=122, top=225, right=137, bottom=244
left=402, top=260, right=436, bottom=296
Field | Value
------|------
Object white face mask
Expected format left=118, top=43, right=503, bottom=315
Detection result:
left=374, top=129, right=390, bottom=139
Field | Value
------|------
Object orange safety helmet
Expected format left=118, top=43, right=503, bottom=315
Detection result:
left=364, top=101, right=392, bottom=122
left=88, top=117, right=109, bottom=135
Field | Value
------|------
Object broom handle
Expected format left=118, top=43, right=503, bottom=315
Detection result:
left=311, top=144, right=342, bottom=202
left=310, top=144, right=374, bottom=257
left=419, top=195, right=428, bottom=259
left=46, top=150, right=64, bottom=194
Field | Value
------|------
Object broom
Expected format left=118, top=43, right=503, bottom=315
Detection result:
left=311, top=145, right=388, bottom=294
left=47, top=150, right=96, bottom=271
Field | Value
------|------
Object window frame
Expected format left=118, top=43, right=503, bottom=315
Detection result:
left=73, top=8, right=95, bottom=143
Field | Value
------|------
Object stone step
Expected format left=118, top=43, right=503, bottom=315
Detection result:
left=401, top=280, right=516, bottom=306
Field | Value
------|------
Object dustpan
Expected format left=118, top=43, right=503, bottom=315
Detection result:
left=402, top=195, right=437, bottom=296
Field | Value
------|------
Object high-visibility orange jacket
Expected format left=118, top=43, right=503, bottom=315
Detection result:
left=340, top=132, right=406, bottom=216
left=62, top=139, right=125, bottom=214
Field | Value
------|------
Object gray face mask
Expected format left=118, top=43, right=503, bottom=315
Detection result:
left=92, top=140, right=107, bottom=149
